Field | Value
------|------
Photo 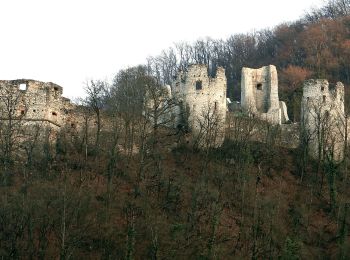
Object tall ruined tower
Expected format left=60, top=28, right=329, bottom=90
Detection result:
left=172, top=64, right=227, bottom=147
left=301, top=79, right=345, bottom=161
left=241, top=65, right=289, bottom=124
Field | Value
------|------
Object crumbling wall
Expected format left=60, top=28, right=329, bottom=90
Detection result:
left=172, top=64, right=227, bottom=147
left=0, top=79, right=75, bottom=127
left=241, top=65, right=289, bottom=125
left=143, top=84, right=179, bottom=128
left=301, top=79, right=345, bottom=161
left=226, top=113, right=300, bottom=149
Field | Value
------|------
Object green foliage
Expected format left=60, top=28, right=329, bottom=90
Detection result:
left=281, top=237, right=301, bottom=260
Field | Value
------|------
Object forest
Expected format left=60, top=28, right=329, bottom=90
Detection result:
left=1, top=0, right=350, bottom=259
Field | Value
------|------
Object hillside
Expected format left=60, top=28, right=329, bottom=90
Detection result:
left=1, top=127, right=350, bottom=259
left=1, top=0, right=350, bottom=259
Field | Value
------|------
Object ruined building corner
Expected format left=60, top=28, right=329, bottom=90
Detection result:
left=240, top=65, right=289, bottom=125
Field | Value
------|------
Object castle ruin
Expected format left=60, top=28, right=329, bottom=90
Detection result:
left=0, top=65, right=348, bottom=162
left=0, top=79, right=74, bottom=128
left=234, top=65, right=348, bottom=161
left=172, top=64, right=227, bottom=146
left=301, top=80, right=346, bottom=161
left=241, top=65, right=289, bottom=125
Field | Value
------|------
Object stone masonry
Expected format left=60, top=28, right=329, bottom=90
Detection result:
left=301, top=80, right=346, bottom=161
left=0, top=79, right=74, bottom=128
left=172, top=64, right=227, bottom=146
left=1, top=66, right=348, bottom=162
left=241, top=65, right=289, bottom=125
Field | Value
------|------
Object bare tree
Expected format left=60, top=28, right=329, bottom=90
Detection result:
left=301, top=92, right=346, bottom=212
left=0, top=83, right=29, bottom=184
left=305, top=0, right=350, bottom=21
left=141, top=81, right=179, bottom=196
left=111, top=66, right=146, bottom=160
left=84, top=80, right=107, bottom=154
left=194, top=102, right=224, bottom=152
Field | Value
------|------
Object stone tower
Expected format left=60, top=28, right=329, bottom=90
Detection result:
left=241, top=65, right=289, bottom=124
left=301, top=79, right=345, bottom=161
left=172, top=64, right=227, bottom=147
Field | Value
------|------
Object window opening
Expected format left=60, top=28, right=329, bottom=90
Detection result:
left=19, top=83, right=27, bottom=91
left=325, top=110, right=330, bottom=119
left=53, top=87, right=59, bottom=99
left=195, top=80, right=202, bottom=90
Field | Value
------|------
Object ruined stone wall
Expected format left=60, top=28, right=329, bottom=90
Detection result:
left=226, top=113, right=300, bottom=149
left=279, top=123, right=300, bottom=148
left=143, top=84, right=179, bottom=128
left=0, top=79, right=75, bottom=127
left=241, top=65, right=289, bottom=125
left=4, top=71, right=347, bottom=163
left=0, top=79, right=121, bottom=152
left=301, top=79, right=345, bottom=161
left=172, top=64, right=227, bottom=146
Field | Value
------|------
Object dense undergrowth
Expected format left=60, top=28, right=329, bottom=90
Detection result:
left=1, top=130, right=349, bottom=259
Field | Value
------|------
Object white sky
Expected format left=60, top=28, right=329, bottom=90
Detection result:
left=0, top=0, right=325, bottom=99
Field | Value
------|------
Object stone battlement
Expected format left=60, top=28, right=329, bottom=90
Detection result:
left=0, top=79, right=74, bottom=127
left=301, top=80, right=346, bottom=161
left=0, top=65, right=348, bottom=162
left=172, top=64, right=227, bottom=147
left=240, top=65, right=289, bottom=125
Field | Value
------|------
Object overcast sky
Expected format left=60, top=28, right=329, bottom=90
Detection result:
left=0, top=0, right=325, bottom=99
